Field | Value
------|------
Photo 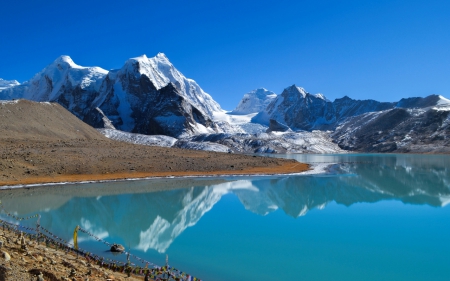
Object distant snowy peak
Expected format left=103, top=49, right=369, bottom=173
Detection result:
left=1, top=55, right=108, bottom=102
left=231, top=88, right=276, bottom=115
left=284, top=84, right=308, bottom=98
left=252, top=84, right=336, bottom=131
left=121, top=53, right=222, bottom=117
left=437, top=95, right=450, bottom=105
left=0, top=78, right=20, bottom=91
left=33, top=55, right=108, bottom=91
left=396, top=94, right=450, bottom=109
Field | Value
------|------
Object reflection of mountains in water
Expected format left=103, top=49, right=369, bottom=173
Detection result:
left=1, top=155, right=449, bottom=253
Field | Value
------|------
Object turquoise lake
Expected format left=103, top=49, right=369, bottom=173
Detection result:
left=1, top=154, right=450, bottom=280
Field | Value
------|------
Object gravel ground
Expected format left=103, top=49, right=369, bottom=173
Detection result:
left=0, top=225, right=146, bottom=281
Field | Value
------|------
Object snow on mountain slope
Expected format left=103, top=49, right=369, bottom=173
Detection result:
left=395, top=94, right=450, bottom=109
left=95, top=62, right=221, bottom=137
left=436, top=95, right=450, bottom=106
left=333, top=96, right=395, bottom=122
left=1, top=54, right=227, bottom=138
left=188, top=131, right=344, bottom=154
left=0, top=78, right=20, bottom=91
left=174, top=140, right=232, bottom=153
left=231, top=88, right=276, bottom=115
left=212, top=111, right=268, bottom=134
left=0, top=56, right=107, bottom=101
left=98, top=128, right=177, bottom=147
left=332, top=106, right=450, bottom=153
left=250, top=85, right=450, bottom=134
left=122, top=53, right=222, bottom=117
left=253, top=84, right=336, bottom=131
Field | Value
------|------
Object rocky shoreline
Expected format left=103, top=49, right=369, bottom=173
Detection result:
left=0, top=220, right=147, bottom=281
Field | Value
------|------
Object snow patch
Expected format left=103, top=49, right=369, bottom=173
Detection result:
left=98, top=129, right=177, bottom=147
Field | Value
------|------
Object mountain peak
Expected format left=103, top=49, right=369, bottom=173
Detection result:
left=129, top=54, right=148, bottom=62
left=314, top=93, right=328, bottom=101
left=284, top=84, right=307, bottom=97
left=128, top=53, right=170, bottom=65
left=53, top=55, right=79, bottom=68
left=232, top=88, right=277, bottom=115
left=156, top=52, right=169, bottom=60
left=0, top=78, right=20, bottom=91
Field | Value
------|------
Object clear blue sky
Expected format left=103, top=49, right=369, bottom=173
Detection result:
left=1, top=0, right=449, bottom=110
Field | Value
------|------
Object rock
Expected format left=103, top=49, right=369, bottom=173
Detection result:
left=69, top=268, right=76, bottom=277
left=33, top=254, right=44, bottom=262
left=1, top=250, right=11, bottom=261
left=110, top=244, right=125, bottom=253
left=266, top=119, right=291, bottom=133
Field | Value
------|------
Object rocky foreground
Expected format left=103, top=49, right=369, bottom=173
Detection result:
left=0, top=223, right=148, bottom=281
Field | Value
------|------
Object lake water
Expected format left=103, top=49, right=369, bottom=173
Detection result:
left=1, top=154, right=450, bottom=280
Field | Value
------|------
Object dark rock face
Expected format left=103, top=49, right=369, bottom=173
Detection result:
left=332, top=107, right=450, bottom=153
left=265, top=85, right=336, bottom=131
left=0, top=56, right=217, bottom=137
left=334, top=96, right=395, bottom=122
left=0, top=55, right=220, bottom=138
left=266, top=119, right=291, bottom=133
left=130, top=83, right=214, bottom=137
left=54, top=84, right=105, bottom=128
left=96, top=66, right=216, bottom=138
left=395, top=95, right=442, bottom=109
left=258, top=85, right=399, bottom=132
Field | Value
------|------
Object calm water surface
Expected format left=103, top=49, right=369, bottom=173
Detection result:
left=1, top=154, right=450, bottom=281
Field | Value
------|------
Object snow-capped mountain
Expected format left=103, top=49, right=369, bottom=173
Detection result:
left=333, top=96, right=395, bottom=122
left=93, top=57, right=222, bottom=137
left=395, top=94, right=450, bottom=109
left=119, top=54, right=222, bottom=117
left=231, top=88, right=276, bottom=115
left=332, top=98, right=450, bottom=153
left=1, top=56, right=107, bottom=101
left=252, top=85, right=336, bottom=131
left=0, top=54, right=227, bottom=138
left=248, top=84, right=450, bottom=135
left=0, top=56, right=108, bottom=124
left=2, top=54, right=450, bottom=153
left=0, top=78, right=20, bottom=91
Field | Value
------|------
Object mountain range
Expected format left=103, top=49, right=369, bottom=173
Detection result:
left=0, top=54, right=228, bottom=138
left=1, top=53, right=449, bottom=153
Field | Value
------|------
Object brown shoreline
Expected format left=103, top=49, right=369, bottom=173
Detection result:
left=0, top=139, right=309, bottom=188
left=0, top=161, right=309, bottom=187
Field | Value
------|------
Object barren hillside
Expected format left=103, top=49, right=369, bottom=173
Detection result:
left=0, top=100, right=308, bottom=186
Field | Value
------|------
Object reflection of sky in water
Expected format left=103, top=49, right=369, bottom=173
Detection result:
left=1, top=154, right=450, bottom=281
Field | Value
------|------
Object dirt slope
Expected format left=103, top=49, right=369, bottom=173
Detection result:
left=0, top=100, right=308, bottom=186
left=0, top=100, right=104, bottom=141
